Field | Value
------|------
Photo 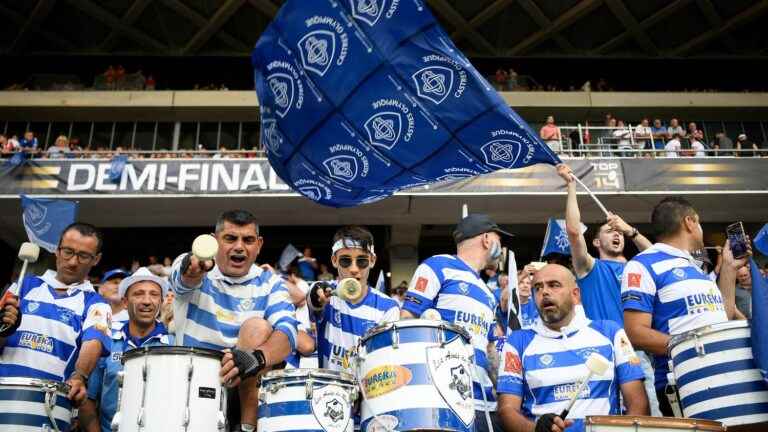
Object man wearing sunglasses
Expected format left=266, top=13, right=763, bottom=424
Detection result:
left=0, top=223, right=113, bottom=408
left=307, top=226, right=400, bottom=375
left=401, top=213, right=513, bottom=432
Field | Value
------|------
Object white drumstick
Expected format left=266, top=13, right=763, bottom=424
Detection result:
left=192, top=234, right=218, bottom=261
left=336, top=278, right=364, bottom=304
left=560, top=353, right=610, bottom=419
left=0, top=242, right=40, bottom=332
left=421, top=309, right=442, bottom=320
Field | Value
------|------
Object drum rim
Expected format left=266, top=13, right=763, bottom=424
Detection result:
left=667, top=319, right=749, bottom=352
left=262, top=368, right=356, bottom=384
left=0, top=377, right=71, bottom=393
left=121, top=345, right=224, bottom=361
left=361, top=319, right=471, bottom=342
left=586, top=415, right=725, bottom=430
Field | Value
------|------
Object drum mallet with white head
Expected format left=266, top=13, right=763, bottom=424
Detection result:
left=180, top=234, right=218, bottom=274
left=560, top=352, right=611, bottom=420
left=308, top=278, right=364, bottom=311
left=0, top=242, right=40, bottom=333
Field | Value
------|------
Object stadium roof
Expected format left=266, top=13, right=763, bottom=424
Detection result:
left=1, top=0, right=766, bottom=58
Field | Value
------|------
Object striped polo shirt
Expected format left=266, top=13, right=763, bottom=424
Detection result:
left=402, top=254, right=498, bottom=411
left=0, top=270, right=112, bottom=381
left=314, top=282, right=400, bottom=374
left=621, top=242, right=728, bottom=389
left=169, top=257, right=298, bottom=352
left=497, top=313, right=644, bottom=432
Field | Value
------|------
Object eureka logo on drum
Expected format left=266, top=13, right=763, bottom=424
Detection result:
left=362, top=365, right=412, bottom=398
left=412, top=55, right=467, bottom=105
left=298, top=15, right=350, bottom=77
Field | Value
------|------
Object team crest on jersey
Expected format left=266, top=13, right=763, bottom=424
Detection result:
left=299, top=30, right=336, bottom=77
left=539, top=354, right=553, bottom=366
left=311, top=385, right=351, bottom=432
left=413, top=66, right=454, bottom=105
left=323, top=155, right=359, bottom=182
left=26, top=302, right=40, bottom=313
left=350, top=0, right=386, bottom=26
left=58, top=309, right=74, bottom=323
left=672, top=268, right=686, bottom=280
left=334, top=310, right=342, bottom=325
left=458, top=282, right=469, bottom=294
left=481, top=139, right=523, bottom=169
left=364, top=111, right=402, bottom=150
left=426, top=336, right=475, bottom=426
left=238, top=299, right=254, bottom=312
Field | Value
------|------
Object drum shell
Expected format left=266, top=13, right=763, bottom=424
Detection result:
left=0, top=378, right=72, bottom=432
left=668, top=320, right=768, bottom=427
left=258, top=369, right=357, bottom=432
left=586, top=415, right=725, bottom=431
left=356, top=320, right=475, bottom=432
left=116, top=346, right=226, bottom=432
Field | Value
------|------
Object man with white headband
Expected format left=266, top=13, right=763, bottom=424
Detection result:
left=401, top=213, right=512, bottom=432
left=79, top=267, right=171, bottom=432
left=307, top=225, right=400, bottom=374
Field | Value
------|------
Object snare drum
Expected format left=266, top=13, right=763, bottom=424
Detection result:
left=668, top=320, right=768, bottom=426
left=0, top=377, right=72, bottom=432
left=586, top=415, right=724, bottom=431
left=258, top=369, right=357, bottom=432
left=356, top=319, right=475, bottom=432
left=113, top=346, right=227, bottom=432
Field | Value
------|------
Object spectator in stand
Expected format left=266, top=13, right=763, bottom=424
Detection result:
left=298, top=247, right=319, bottom=281
left=712, top=132, right=734, bottom=156
left=46, top=135, right=71, bottom=159
left=666, top=118, right=685, bottom=139
left=115, top=65, right=126, bottom=88
left=665, top=132, right=683, bottom=158
left=650, top=119, right=668, bottom=156
left=686, top=122, right=704, bottom=142
left=688, top=137, right=707, bottom=157
left=494, top=68, right=509, bottom=91
left=539, top=115, right=562, bottom=153
left=736, top=134, right=758, bottom=157
left=69, top=137, right=83, bottom=155
left=317, top=263, right=334, bottom=282
left=18, top=131, right=38, bottom=153
left=145, top=75, right=156, bottom=90
left=612, top=119, right=632, bottom=156
left=507, top=68, right=518, bottom=90
left=104, top=65, right=115, bottom=90
left=0, top=134, right=15, bottom=154
left=634, top=118, right=653, bottom=155
left=735, top=265, right=752, bottom=318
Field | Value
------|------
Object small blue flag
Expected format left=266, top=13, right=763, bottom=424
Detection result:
left=754, top=224, right=768, bottom=257
left=20, top=194, right=79, bottom=253
left=252, top=0, right=561, bottom=207
left=108, top=155, right=129, bottom=183
left=4, top=151, right=26, bottom=167
left=375, top=270, right=385, bottom=292
left=278, top=243, right=303, bottom=272
left=750, top=258, right=768, bottom=384
left=540, top=218, right=586, bottom=258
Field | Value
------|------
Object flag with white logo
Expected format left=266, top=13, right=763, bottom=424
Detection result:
left=754, top=223, right=768, bottom=257
left=278, top=243, right=303, bottom=271
left=252, top=0, right=561, bottom=207
left=750, top=258, right=768, bottom=384
left=108, top=155, right=129, bottom=183
left=540, top=218, right=587, bottom=259
left=20, top=194, right=78, bottom=253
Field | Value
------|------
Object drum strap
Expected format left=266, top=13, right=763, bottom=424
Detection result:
left=44, top=386, right=62, bottom=432
left=471, top=354, right=494, bottom=432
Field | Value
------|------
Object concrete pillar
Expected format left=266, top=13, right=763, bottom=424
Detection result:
left=388, top=224, right=421, bottom=290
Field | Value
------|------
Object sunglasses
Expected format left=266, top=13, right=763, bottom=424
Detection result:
left=338, top=256, right=370, bottom=269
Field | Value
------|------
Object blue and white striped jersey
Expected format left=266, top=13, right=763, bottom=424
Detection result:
left=169, top=257, right=298, bottom=352
left=498, top=313, right=644, bottom=432
left=402, top=254, right=498, bottom=411
left=0, top=270, right=112, bottom=382
left=621, top=242, right=728, bottom=389
left=313, top=282, right=400, bottom=374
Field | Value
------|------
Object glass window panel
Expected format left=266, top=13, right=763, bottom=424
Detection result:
left=91, top=122, right=114, bottom=152
left=179, top=122, right=198, bottom=151
left=134, top=122, right=157, bottom=151
left=242, top=122, right=261, bottom=152
left=113, top=122, right=135, bottom=150
left=743, top=122, right=764, bottom=145
left=220, top=122, right=239, bottom=151
left=155, top=123, right=174, bottom=154
left=723, top=122, right=743, bottom=142
left=198, top=122, right=219, bottom=151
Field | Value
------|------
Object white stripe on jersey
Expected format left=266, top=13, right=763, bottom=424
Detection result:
left=0, top=347, right=68, bottom=377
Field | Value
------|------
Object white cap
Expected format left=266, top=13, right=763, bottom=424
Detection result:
left=738, top=133, right=747, bottom=140
left=118, top=267, right=169, bottom=299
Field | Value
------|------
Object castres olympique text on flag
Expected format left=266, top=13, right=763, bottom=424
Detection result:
left=252, top=0, right=561, bottom=207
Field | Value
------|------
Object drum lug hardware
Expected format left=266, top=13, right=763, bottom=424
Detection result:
left=305, top=379, right=314, bottom=399
left=187, top=362, right=194, bottom=380
left=117, top=371, right=124, bottom=386
left=217, top=411, right=226, bottom=432
left=137, top=408, right=145, bottom=428
left=111, top=412, right=121, bottom=432
left=142, top=364, right=148, bottom=381
left=183, top=407, right=191, bottom=427
left=392, top=327, right=399, bottom=349
left=438, top=325, right=446, bottom=347
left=694, top=335, right=706, bottom=357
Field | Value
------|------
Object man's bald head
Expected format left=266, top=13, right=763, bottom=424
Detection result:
left=533, top=264, right=577, bottom=289
left=533, top=264, right=580, bottom=330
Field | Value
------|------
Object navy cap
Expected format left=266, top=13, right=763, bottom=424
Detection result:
left=101, top=268, right=130, bottom=284
left=452, top=213, right=514, bottom=244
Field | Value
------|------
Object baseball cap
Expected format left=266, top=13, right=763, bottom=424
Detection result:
left=101, top=268, right=130, bottom=284
left=452, top=213, right=514, bottom=243
left=118, top=267, right=169, bottom=299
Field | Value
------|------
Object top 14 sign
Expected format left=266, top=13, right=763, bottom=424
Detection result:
left=252, top=0, right=560, bottom=207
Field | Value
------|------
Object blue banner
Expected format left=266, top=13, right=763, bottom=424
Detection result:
left=4, top=151, right=26, bottom=168
left=20, top=195, right=78, bottom=253
left=540, top=218, right=586, bottom=258
left=754, top=223, right=768, bottom=257
left=252, top=0, right=561, bottom=207
left=108, top=155, right=129, bottom=183
left=750, top=258, right=768, bottom=384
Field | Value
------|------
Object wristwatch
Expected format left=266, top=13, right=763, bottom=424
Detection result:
left=628, top=227, right=639, bottom=239
left=69, top=370, right=89, bottom=386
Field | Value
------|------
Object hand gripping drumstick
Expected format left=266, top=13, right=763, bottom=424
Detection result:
left=308, top=278, right=365, bottom=311
left=0, top=242, right=40, bottom=332
left=559, top=352, right=610, bottom=420
left=180, top=234, right=218, bottom=274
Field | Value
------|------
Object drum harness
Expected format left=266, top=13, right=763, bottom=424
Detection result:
left=42, top=381, right=63, bottom=432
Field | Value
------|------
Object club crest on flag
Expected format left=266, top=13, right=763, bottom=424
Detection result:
left=413, top=66, right=454, bottom=105
left=267, top=73, right=295, bottom=118
left=323, top=155, right=359, bottom=183
left=25, top=200, right=48, bottom=229
left=350, top=0, right=386, bottom=26
left=299, top=30, right=337, bottom=77
left=481, top=140, right=523, bottom=169
left=541, top=218, right=586, bottom=258
left=365, top=111, right=402, bottom=150
left=262, top=119, right=284, bottom=156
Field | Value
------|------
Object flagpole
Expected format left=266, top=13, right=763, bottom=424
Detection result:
left=462, top=203, right=468, bottom=218
left=571, top=175, right=610, bottom=217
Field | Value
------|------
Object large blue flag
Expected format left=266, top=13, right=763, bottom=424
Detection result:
left=108, top=154, right=129, bottom=183
left=252, top=0, right=561, bottom=207
left=540, top=218, right=586, bottom=258
left=20, top=194, right=78, bottom=253
left=754, top=223, right=768, bottom=256
left=750, top=258, right=768, bottom=384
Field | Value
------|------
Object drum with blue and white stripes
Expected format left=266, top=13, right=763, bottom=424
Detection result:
left=258, top=369, right=357, bottom=432
left=356, top=319, right=475, bottom=432
left=0, top=377, right=72, bottom=432
left=668, top=320, right=768, bottom=427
